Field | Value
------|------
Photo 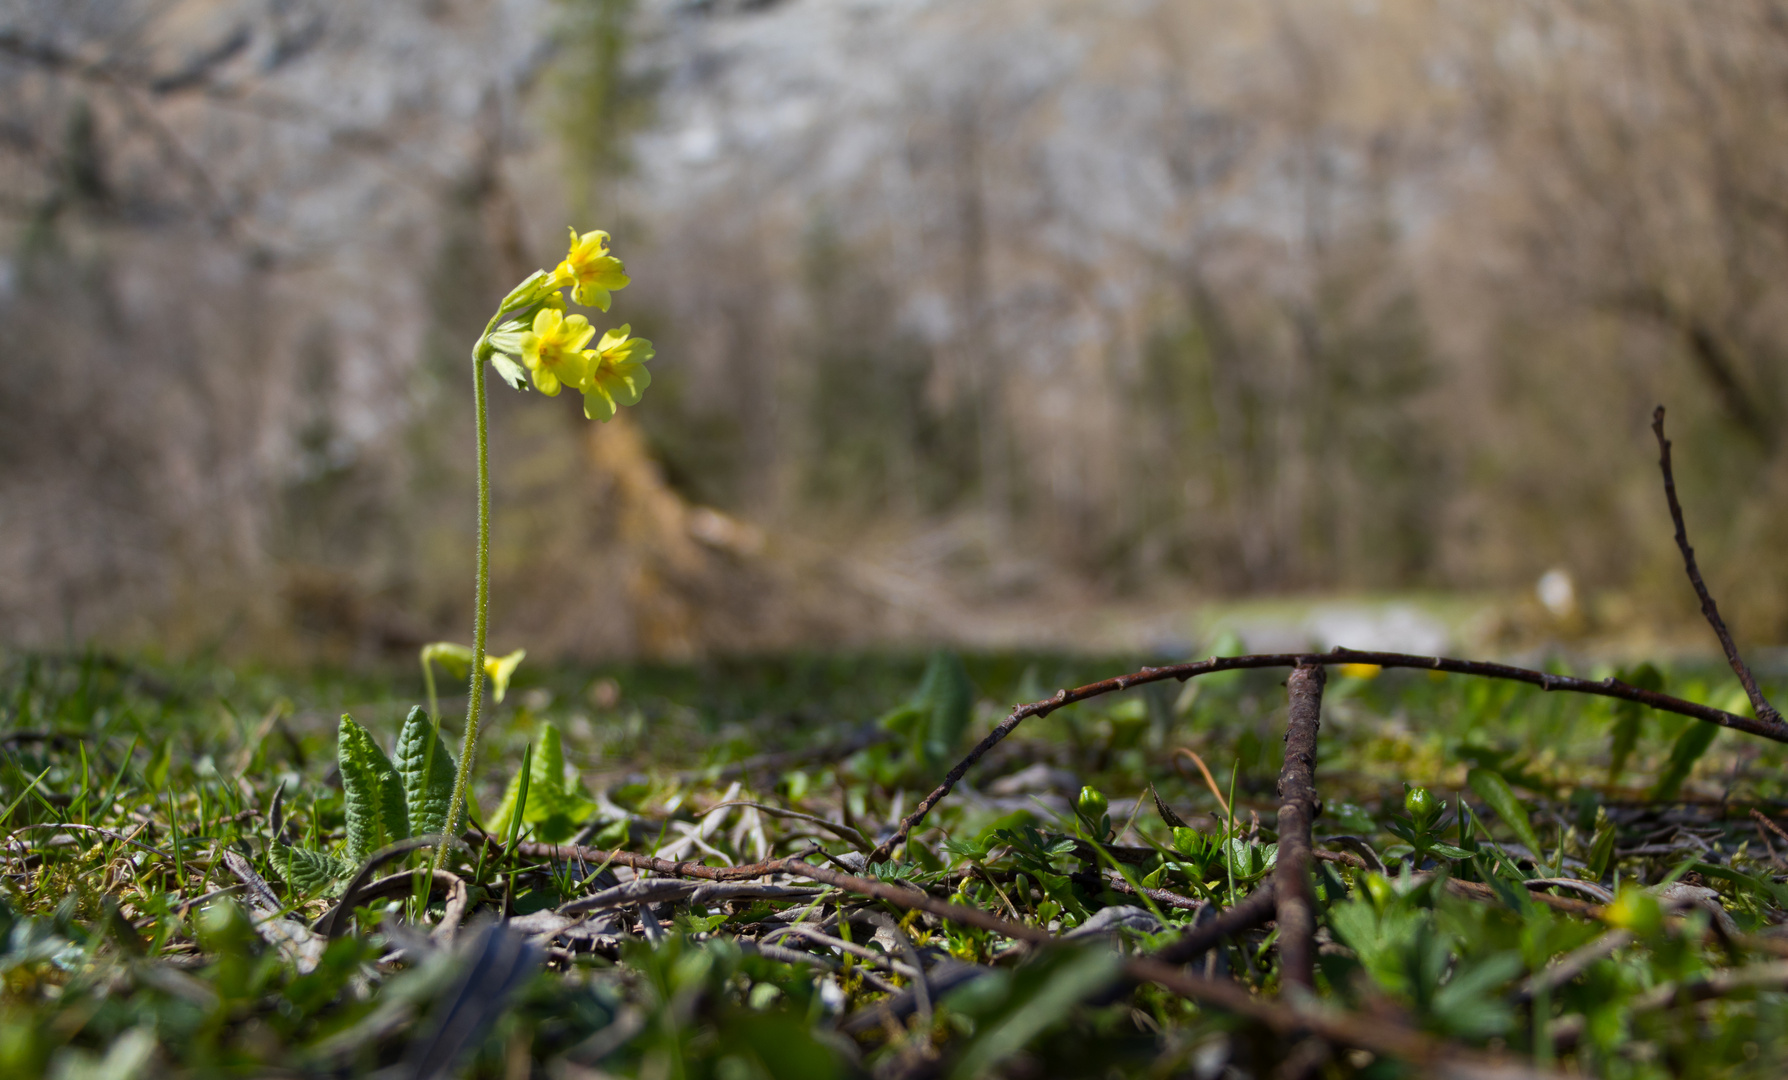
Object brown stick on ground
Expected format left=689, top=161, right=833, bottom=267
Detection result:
left=1653, top=405, right=1784, bottom=728
left=1275, top=665, right=1326, bottom=993
left=871, top=646, right=1787, bottom=861
left=512, top=840, right=808, bottom=882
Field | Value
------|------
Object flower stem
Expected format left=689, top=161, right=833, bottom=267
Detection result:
left=437, top=330, right=497, bottom=869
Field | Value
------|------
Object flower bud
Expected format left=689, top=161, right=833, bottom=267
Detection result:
left=1076, top=786, right=1109, bottom=824
left=1404, top=785, right=1436, bottom=821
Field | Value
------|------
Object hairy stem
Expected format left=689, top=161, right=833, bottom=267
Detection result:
left=437, top=334, right=496, bottom=869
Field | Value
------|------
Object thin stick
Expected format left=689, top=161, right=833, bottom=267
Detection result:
left=870, top=646, right=1788, bottom=861
left=1151, top=881, right=1278, bottom=965
left=512, top=839, right=815, bottom=882
left=1652, top=405, right=1783, bottom=727
left=1173, top=747, right=1231, bottom=816
left=1275, top=665, right=1325, bottom=993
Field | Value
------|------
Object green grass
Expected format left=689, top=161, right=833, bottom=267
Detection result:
left=4, top=647, right=1788, bottom=1077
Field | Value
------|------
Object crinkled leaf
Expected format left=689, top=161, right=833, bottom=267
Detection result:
left=272, top=845, right=355, bottom=897
left=395, top=705, right=456, bottom=839
left=338, top=715, right=410, bottom=862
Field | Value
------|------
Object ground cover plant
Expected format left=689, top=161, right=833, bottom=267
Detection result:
left=6, top=627, right=1788, bottom=1080
left=7, top=218, right=1788, bottom=1078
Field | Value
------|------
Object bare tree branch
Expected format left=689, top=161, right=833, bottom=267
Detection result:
left=1652, top=405, right=1783, bottom=727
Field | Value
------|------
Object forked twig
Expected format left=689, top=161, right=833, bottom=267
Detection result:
left=1652, top=406, right=1784, bottom=728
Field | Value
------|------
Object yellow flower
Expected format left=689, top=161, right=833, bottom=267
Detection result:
left=483, top=648, right=527, bottom=704
left=421, top=643, right=526, bottom=703
left=519, top=307, right=595, bottom=396
left=1338, top=663, right=1382, bottom=680
left=551, top=227, right=631, bottom=312
left=578, top=324, right=655, bottom=422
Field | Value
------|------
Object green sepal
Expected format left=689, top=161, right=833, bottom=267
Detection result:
left=271, top=845, right=355, bottom=897
left=497, top=270, right=550, bottom=315
left=395, top=706, right=456, bottom=839
left=338, top=715, right=410, bottom=862
left=490, top=351, right=529, bottom=391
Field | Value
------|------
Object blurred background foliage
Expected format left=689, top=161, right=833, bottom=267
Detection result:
left=4, top=0, right=1788, bottom=662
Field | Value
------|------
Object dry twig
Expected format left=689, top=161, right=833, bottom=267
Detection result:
left=1652, top=405, right=1785, bottom=728
left=1275, top=665, right=1326, bottom=993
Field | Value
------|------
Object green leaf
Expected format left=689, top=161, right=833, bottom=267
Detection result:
left=1609, top=663, right=1663, bottom=784
left=1650, top=721, right=1719, bottom=801
left=338, top=715, right=410, bottom=862
left=1587, top=816, right=1617, bottom=881
left=948, top=946, right=1122, bottom=1080
left=272, top=846, right=355, bottom=896
left=394, top=706, right=456, bottom=838
left=880, top=650, right=975, bottom=770
left=1466, top=768, right=1543, bottom=859
left=484, top=722, right=595, bottom=841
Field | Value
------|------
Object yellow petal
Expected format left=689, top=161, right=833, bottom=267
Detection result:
left=484, top=648, right=527, bottom=703
left=582, top=384, right=617, bottom=421
left=562, top=314, right=596, bottom=351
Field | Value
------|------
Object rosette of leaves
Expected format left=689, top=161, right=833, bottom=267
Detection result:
left=485, top=722, right=597, bottom=844
left=271, top=708, right=457, bottom=895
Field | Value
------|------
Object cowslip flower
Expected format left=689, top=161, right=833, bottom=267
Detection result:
left=579, top=324, right=655, bottom=421
left=520, top=307, right=596, bottom=396
left=551, top=227, right=631, bottom=311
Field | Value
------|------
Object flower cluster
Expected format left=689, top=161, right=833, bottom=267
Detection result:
left=480, top=228, right=654, bottom=422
